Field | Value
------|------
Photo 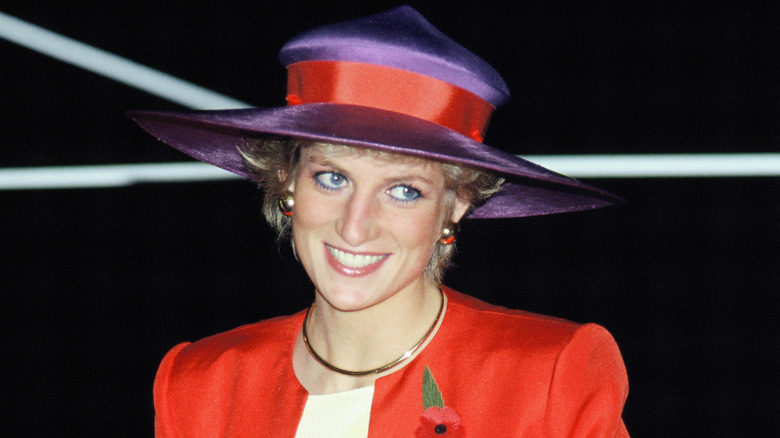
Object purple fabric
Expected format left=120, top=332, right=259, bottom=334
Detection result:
left=128, top=104, right=621, bottom=219
left=129, top=6, right=622, bottom=219
left=279, top=6, right=510, bottom=106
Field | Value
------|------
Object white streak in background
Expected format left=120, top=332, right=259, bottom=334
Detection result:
left=0, top=11, right=249, bottom=109
left=0, top=163, right=240, bottom=190
left=1, top=154, right=779, bottom=190
left=528, top=153, right=780, bottom=178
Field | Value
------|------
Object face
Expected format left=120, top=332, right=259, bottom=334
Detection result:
left=290, top=144, right=469, bottom=312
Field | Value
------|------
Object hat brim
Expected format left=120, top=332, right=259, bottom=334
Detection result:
left=128, top=103, right=622, bottom=218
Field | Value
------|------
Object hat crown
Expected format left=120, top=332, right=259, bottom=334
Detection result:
left=279, top=6, right=510, bottom=106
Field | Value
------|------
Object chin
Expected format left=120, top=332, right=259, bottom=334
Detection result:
left=318, top=289, right=381, bottom=313
left=315, top=274, right=406, bottom=312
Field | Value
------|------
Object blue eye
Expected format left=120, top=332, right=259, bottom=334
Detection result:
left=315, top=172, right=347, bottom=190
left=388, top=185, right=421, bottom=202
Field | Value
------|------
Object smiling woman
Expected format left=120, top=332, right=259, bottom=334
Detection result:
left=291, top=144, right=466, bottom=311
left=130, top=6, right=629, bottom=437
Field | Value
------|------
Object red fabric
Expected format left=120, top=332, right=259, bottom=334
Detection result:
left=154, top=287, right=629, bottom=437
left=286, top=61, right=495, bottom=141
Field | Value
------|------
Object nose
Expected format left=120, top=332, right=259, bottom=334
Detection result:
left=337, top=190, right=379, bottom=247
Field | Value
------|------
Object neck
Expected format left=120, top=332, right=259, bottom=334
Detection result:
left=295, top=281, right=444, bottom=393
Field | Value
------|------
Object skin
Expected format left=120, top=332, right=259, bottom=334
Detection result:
left=289, top=144, right=469, bottom=393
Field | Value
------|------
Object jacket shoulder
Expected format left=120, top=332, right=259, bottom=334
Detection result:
left=441, top=287, right=624, bottom=371
left=153, top=313, right=308, bottom=435
left=443, top=287, right=583, bottom=346
left=431, top=287, right=628, bottom=436
left=162, top=311, right=304, bottom=380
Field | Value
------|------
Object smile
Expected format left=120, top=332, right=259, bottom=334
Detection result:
left=326, top=244, right=388, bottom=269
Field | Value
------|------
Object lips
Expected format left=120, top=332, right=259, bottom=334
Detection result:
left=325, top=244, right=389, bottom=276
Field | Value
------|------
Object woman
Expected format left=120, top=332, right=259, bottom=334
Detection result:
left=131, top=6, right=629, bottom=437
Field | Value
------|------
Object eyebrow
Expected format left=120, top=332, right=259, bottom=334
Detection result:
left=383, top=173, right=437, bottom=186
left=304, top=150, right=338, bottom=167
left=304, top=150, right=438, bottom=186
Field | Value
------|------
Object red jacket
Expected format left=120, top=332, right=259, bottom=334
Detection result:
left=154, top=287, right=629, bottom=437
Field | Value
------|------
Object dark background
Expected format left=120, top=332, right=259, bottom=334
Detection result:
left=2, top=1, right=778, bottom=436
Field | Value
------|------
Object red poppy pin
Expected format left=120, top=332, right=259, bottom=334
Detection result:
left=416, top=366, right=464, bottom=437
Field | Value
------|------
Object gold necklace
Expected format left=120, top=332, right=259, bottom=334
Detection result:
left=301, top=289, right=444, bottom=376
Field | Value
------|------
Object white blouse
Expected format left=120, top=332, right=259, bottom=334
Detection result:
left=294, top=384, right=375, bottom=438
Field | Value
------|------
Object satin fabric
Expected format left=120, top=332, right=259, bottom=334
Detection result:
left=154, top=287, right=629, bottom=437
left=286, top=61, right=494, bottom=141
left=278, top=6, right=511, bottom=106
left=128, top=6, right=625, bottom=220
left=128, top=104, right=623, bottom=220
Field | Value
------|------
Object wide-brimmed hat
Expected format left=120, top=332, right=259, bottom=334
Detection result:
left=129, top=6, right=621, bottom=218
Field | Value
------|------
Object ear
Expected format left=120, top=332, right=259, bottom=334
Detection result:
left=450, top=197, right=470, bottom=224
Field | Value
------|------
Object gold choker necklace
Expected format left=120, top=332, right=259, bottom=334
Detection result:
left=301, top=289, right=445, bottom=376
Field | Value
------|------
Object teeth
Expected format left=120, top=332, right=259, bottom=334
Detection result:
left=327, top=245, right=385, bottom=268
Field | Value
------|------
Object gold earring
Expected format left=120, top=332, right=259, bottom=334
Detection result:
left=439, top=222, right=459, bottom=245
left=278, top=192, right=294, bottom=216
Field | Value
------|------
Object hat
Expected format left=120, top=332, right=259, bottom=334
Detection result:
left=129, top=6, right=621, bottom=218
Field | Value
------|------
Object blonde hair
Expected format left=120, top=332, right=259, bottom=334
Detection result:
left=239, top=137, right=503, bottom=284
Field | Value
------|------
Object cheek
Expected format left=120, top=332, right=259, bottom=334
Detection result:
left=290, top=194, right=331, bottom=269
left=393, top=211, right=441, bottom=253
left=292, top=186, right=334, bottom=230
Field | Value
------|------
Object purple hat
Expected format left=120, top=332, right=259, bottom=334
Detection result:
left=129, top=6, right=621, bottom=218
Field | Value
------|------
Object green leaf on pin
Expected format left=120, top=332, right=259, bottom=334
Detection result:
left=422, top=366, right=445, bottom=409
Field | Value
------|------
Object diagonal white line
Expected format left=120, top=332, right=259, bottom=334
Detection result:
left=0, top=11, right=249, bottom=109
left=1, top=154, right=779, bottom=190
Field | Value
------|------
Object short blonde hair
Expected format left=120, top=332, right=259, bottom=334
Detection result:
left=239, top=137, right=503, bottom=284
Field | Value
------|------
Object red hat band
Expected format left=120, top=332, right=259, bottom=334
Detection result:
left=286, top=60, right=495, bottom=142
